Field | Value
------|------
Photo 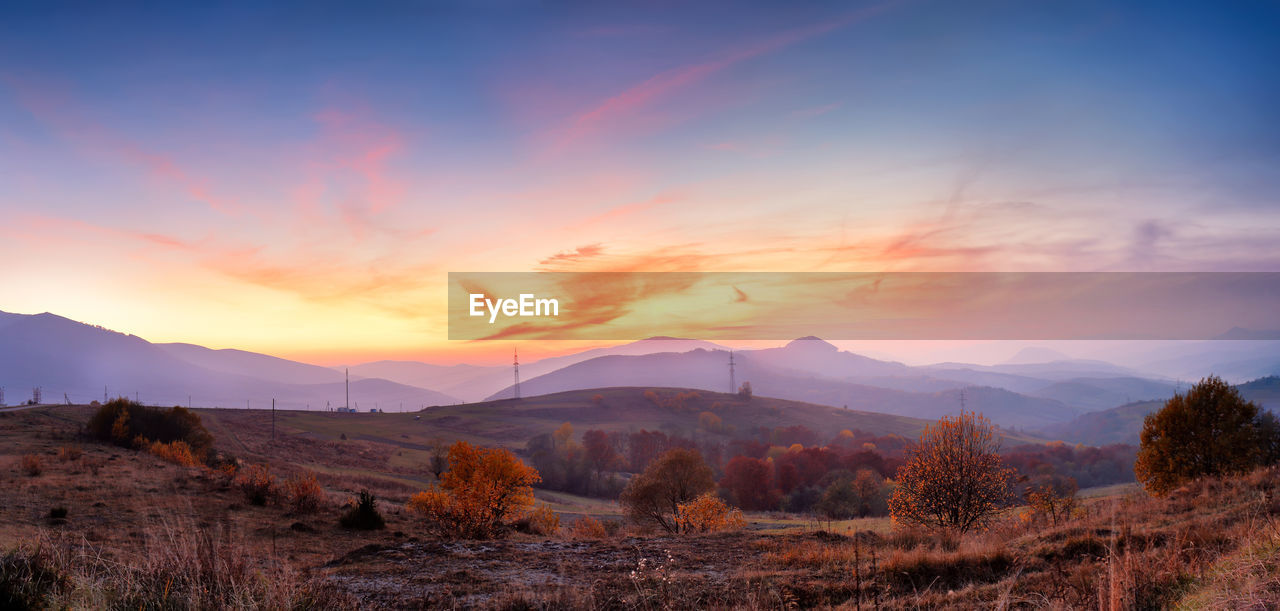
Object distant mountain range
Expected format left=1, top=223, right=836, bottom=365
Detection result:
left=0, top=311, right=457, bottom=410
left=2, top=309, right=1278, bottom=435
left=1038, top=376, right=1280, bottom=445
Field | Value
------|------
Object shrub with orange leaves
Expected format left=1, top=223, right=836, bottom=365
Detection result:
left=889, top=410, right=1015, bottom=535
left=528, top=504, right=560, bottom=536
left=674, top=493, right=745, bottom=534
left=565, top=515, right=609, bottom=539
left=285, top=472, right=326, bottom=514
left=57, top=446, right=83, bottom=462
left=147, top=440, right=199, bottom=467
left=234, top=463, right=276, bottom=506
left=406, top=441, right=541, bottom=538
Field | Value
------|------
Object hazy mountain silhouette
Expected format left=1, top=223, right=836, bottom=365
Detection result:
left=346, top=337, right=730, bottom=402
left=1037, top=376, right=1280, bottom=445
left=0, top=311, right=458, bottom=409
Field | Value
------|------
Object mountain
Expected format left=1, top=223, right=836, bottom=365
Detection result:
left=1037, top=376, right=1280, bottom=445
left=160, top=343, right=344, bottom=385
left=1027, top=377, right=1179, bottom=412
left=1003, top=346, right=1073, bottom=364
left=486, top=346, right=1082, bottom=429
left=0, top=311, right=458, bottom=409
left=1131, top=341, right=1280, bottom=381
left=345, top=337, right=731, bottom=402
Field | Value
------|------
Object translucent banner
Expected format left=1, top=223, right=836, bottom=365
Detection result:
left=448, top=272, right=1280, bottom=341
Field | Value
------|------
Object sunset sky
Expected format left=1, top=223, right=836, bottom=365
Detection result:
left=2, top=1, right=1278, bottom=365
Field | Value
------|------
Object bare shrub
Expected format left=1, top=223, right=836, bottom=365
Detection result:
left=56, top=446, right=82, bottom=462
left=20, top=454, right=42, bottom=477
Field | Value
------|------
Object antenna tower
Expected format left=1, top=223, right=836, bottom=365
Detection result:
left=33, top=387, right=41, bottom=405
left=729, top=351, right=736, bottom=394
left=513, top=347, right=521, bottom=399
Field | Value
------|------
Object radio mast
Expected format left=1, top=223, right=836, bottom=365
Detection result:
left=513, top=347, right=521, bottom=399
left=729, top=351, right=736, bottom=394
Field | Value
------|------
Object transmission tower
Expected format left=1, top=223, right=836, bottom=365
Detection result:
left=33, top=387, right=41, bottom=404
left=0, top=386, right=5, bottom=406
left=513, top=347, right=521, bottom=399
left=728, top=351, right=736, bottom=394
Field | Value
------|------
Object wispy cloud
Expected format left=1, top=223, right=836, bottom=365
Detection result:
left=542, top=4, right=892, bottom=155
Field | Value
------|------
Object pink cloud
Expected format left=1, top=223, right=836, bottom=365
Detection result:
left=543, top=5, right=892, bottom=155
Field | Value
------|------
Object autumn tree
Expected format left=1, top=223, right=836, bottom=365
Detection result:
left=407, top=441, right=541, bottom=538
left=1135, top=375, right=1278, bottom=495
left=889, top=411, right=1015, bottom=534
left=720, top=456, right=779, bottom=511
left=582, top=429, right=620, bottom=477
left=620, top=447, right=715, bottom=533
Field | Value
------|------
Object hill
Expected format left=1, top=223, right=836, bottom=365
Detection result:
left=1037, top=376, right=1280, bottom=445
left=0, top=311, right=459, bottom=409
left=259, top=387, right=960, bottom=451
left=487, top=348, right=1082, bottom=429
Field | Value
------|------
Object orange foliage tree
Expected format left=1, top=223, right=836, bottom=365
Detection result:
left=1135, top=375, right=1278, bottom=495
left=889, top=411, right=1015, bottom=534
left=407, top=441, right=541, bottom=538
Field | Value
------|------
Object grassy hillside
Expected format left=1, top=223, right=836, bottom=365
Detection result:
left=4, top=403, right=1278, bottom=608
left=235, top=387, right=1046, bottom=455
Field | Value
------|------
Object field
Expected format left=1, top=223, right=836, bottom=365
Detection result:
left=3, top=400, right=1278, bottom=608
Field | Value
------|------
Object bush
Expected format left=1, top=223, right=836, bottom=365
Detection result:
left=0, top=547, right=67, bottom=609
left=673, top=493, right=745, bottom=534
left=86, top=399, right=213, bottom=459
left=565, top=515, right=609, bottom=539
left=56, top=446, right=82, bottom=462
left=406, top=441, right=540, bottom=538
left=339, top=490, right=385, bottom=530
left=285, top=472, right=325, bottom=514
left=48, top=507, right=67, bottom=521
left=20, top=454, right=41, bottom=477
left=620, top=448, right=715, bottom=533
left=147, top=440, right=199, bottom=467
left=528, top=504, right=560, bottom=536
left=233, top=464, right=275, bottom=506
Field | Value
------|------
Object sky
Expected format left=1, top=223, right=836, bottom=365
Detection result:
left=1, top=1, right=1278, bottom=366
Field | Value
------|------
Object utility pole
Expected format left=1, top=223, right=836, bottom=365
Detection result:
left=271, top=398, right=276, bottom=441
left=0, top=386, right=5, bottom=406
left=729, top=351, right=736, bottom=394
left=104, top=386, right=107, bottom=403
left=345, top=368, right=350, bottom=410
left=513, top=347, right=521, bottom=399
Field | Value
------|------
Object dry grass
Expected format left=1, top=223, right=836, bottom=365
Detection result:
left=3, top=405, right=1278, bottom=609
